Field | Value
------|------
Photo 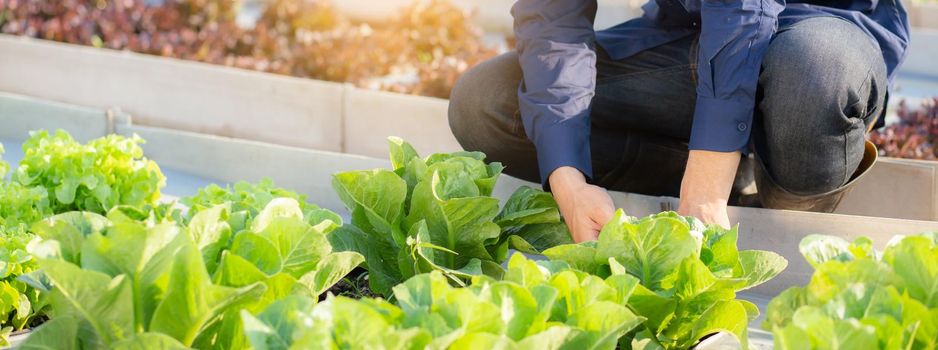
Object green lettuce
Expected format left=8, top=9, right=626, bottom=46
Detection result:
left=182, top=178, right=340, bottom=233
left=543, top=210, right=787, bottom=349
left=329, top=137, right=571, bottom=296
left=243, top=253, right=644, bottom=350
left=0, top=226, right=46, bottom=346
left=0, top=144, right=8, bottom=180
left=496, top=186, right=575, bottom=254
left=196, top=199, right=363, bottom=349
left=0, top=142, right=52, bottom=229
left=181, top=181, right=357, bottom=349
left=19, top=210, right=263, bottom=349
left=0, top=181, right=51, bottom=231
left=765, top=233, right=938, bottom=350
left=18, top=198, right=363, bottom=349
left=12, top=130, right=165, bottom=214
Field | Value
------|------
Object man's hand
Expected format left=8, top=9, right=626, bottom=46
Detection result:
left=549, top=167, right=615, bottom=243
left=677, top=150, right=740, bottom=228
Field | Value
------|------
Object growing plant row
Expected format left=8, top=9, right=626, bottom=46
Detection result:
left=0, top=0, right=498, bottom=99
left=869, top=97, right=938, bottom=160
left=0, top=130, right=933, bottom=349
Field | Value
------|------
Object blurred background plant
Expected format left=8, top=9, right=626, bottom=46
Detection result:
left=0, top=0, right=499, bottom=99
left=869, top=97, right=938, bottom=160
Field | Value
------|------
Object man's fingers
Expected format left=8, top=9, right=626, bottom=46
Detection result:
left=576, top=227, right=599, bottom=242
left=573, top=222, right=599, bottom=243
left=586, top=228, right=600, bottom=241
left=594, top=208, right=614, bottom=227
left=592, top=198, right=615, bottom=228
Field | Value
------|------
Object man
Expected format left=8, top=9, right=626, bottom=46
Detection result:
left=448, top=0, right=909, bottom=242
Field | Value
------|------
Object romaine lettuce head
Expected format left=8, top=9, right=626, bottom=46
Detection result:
left=544, top=209, right=787, bottom=349
left=766, top=233, right=938, bottom=350
left=330, top=137, right=571, bottom=296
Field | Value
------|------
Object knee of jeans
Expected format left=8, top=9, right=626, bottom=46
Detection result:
left=448, top=52, right=521, bottom=151
left=448, top=71, right=488, bottom=151
left=448, top=72, right=476, bottom=147
left=765, top=158, right=847, bottom=195
left=760, top=18, right=883, bottom=128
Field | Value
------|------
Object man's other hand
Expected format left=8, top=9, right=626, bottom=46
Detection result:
left=549, top=167, right=615, bottom=243
left=677, top=150, right=740, bottom=229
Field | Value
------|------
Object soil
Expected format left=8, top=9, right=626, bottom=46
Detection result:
left=322, top=267, right=379, bottom=300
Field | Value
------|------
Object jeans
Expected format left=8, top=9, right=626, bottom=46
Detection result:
left=448, top=17, right=887, bottom=211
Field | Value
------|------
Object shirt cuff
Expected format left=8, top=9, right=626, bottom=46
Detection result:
left=689, top=96, right=755, bottom=153
left=533, top=122, right=593, bottom=191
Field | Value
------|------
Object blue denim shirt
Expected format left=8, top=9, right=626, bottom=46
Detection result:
left=512, top=0, right=910, bottom=183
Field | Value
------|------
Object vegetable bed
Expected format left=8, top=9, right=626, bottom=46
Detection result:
left=0, top=111, right=934, bottom=349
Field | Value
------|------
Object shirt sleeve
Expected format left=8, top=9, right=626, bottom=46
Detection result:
left=690, top=0, right=786, bottom=152
left=511, top=0, right=598, bottom=185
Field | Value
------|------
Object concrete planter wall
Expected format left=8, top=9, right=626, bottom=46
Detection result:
left=838, top=158, right=938, bottom=220
left=0, top=35, right=346, bottom=153
left=342, top=88, right=460, bottom=157
left=0, top=92, right=110, bottom=143
left=0, top=34, right=459, bottom=159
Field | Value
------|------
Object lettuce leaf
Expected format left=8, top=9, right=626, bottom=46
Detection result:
left=766, top=233, right=938, bottom=349
left=19, top=212, right=264, bottom=349
left=496, top=186, right=574, bottom=255
left=330, top=137, right=571, bottom=296
left=0, top=226, right=46, bottom=346
left=12, top=130, right=165, bottom=214
left=0, top=129, right=168, bottom=347
left=0, top=181, right=51, bottom=230
left=18, top=198, right=362, bottom=349
left=544, top=210, right=787, bottom=349
left=182, top=178, right=339, bottom=233
left=194, top=199, right=363, bottom=349
left=244, top=253, right=643, bottom=350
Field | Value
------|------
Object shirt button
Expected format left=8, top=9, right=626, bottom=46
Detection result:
left=737, top=123, right=748, bottom=131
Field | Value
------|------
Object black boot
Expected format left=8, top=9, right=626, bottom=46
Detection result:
left=751, top=140, right=878, bottom=213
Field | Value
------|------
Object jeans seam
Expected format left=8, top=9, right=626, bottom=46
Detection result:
left=689, top=36, right=700, bottom=85
left=511, top=109, right=525, bottom=136
left=846, top=64, right=881, bottom=125
left=840, top=64, right=877, bottom=188
left=842, top=127, right=851, bottom=187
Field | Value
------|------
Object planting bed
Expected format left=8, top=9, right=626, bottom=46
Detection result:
left=0, top=93, right=937, bottom=349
